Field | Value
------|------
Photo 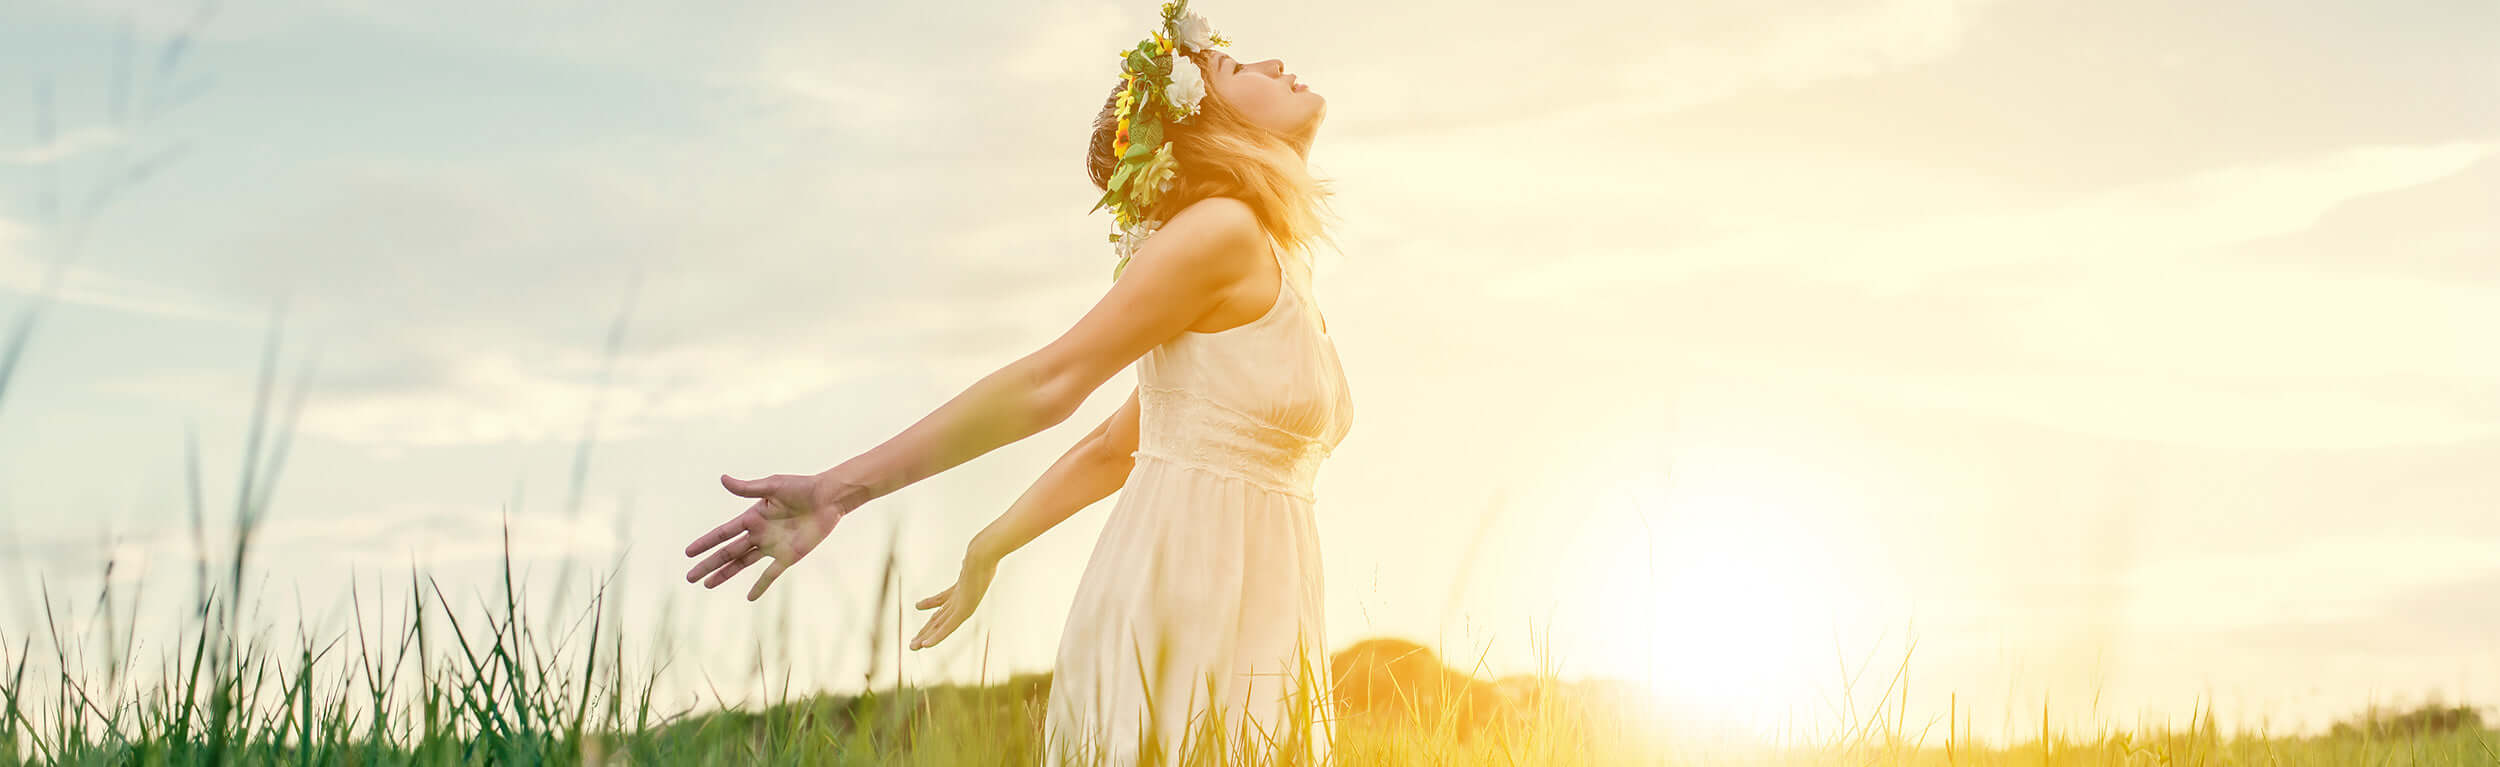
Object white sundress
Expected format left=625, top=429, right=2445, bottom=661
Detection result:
left=1042, top=233, right=1354, bottom=766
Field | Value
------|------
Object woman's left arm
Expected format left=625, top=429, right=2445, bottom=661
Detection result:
left=967, top=385, right=1141, bottom=565
left=908, top=386, right=1141, bottom=651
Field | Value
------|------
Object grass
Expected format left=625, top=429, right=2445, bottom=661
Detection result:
left=2, top=17, right=2492, bottom=761
left=1, top=315, right=2494, bottom=766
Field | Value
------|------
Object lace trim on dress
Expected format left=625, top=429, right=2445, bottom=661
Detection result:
left=1132, top=382, right=1334, bottom=502
left=1130, top=449, right=1320, bottom=503
left=1136, top=383, right=1318, bottom=442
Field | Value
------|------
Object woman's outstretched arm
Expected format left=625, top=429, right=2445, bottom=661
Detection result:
left=907, top=386, right=1140, bottom=651
left=684, top=197, right=1267, bottom=600
left=972, top=384, right=1141, bottom=563
left=812, top=198, right=1256, bottom=510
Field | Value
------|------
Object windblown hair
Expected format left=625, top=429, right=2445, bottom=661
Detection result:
left=1086, top=49, right=1336, bottom=260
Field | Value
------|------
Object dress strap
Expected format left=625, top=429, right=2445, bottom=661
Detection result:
left=1263, top=235, right=1293, bottom=295
left=1266, top=234, right=1329, bottom=335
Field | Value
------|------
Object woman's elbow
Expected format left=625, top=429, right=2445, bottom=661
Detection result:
left=1023, top=358, right=1095, bottom=427
left=1084, top=436, right=1139, bottom=473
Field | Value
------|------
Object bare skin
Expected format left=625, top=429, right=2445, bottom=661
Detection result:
left=683, top=196, right=1276, bottom=602
left=688, top=50, right=1330, bottom=660
left=1201, top=50, right=1324, bottom=149
left=907, top=385, right=1142, bottom=651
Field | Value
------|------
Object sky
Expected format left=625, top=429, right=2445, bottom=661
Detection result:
left=1, top=0, right=2495, bottom=747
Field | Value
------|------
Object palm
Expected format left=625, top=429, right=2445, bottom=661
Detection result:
left=910, top=554, right=998, bottom=651
left=685, top=473, right=846, bottom=601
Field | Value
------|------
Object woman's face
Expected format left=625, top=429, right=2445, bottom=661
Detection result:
left=1204, top=50, right=1324, bottom=142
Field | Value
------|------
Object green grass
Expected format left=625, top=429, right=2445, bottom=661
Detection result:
left=5, top=548, right=2497, bottom=767
left=0, top=307, right=2491, bottom=767
left=2, top=185, right=2492, bottom=767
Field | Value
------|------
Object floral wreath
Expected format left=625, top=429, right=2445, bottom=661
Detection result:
left=1091, top=0, right=1230, bottom=280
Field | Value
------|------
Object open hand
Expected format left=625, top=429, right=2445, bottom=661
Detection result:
left=910, top=549, right=1000, bottom=651
left=685, top=473, right=852, bottom=601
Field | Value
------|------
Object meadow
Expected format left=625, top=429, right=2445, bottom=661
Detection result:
left=4, top=505, right=2496, bottom=766
left=2, top=24, right=2491, bottom=761
left=1, top=327, right=2492, bottom=765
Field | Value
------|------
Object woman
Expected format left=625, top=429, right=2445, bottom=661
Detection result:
left=680, top=3, right=1349, bottom=764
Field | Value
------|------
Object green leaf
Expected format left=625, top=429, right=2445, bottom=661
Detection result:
left=1088, top=186, right=1120, bottom=214
left=1127, top=118, right=1162, bottom=152
left=1110, top=160, right=1140, bottom=192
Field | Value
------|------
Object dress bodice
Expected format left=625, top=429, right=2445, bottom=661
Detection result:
left=1128, top=236, right=1353, bottom=502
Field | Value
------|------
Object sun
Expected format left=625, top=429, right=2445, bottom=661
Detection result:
left=1570, top=462, right=1884, bottom=740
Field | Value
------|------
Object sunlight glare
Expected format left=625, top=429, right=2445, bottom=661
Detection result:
left=1582, top=458, right=1878, bottom=740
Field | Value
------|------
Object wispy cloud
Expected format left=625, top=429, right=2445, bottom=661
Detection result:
left=0, top=215, right=257, bottom=324
left=1311, top=0, right=2001, bottom=140
left=2114, top=533, right=2500, bottom=631
left=1, top=497, right=634, bottom=595
left=1321, top=139, right=2500, bottom=450
left=1492, top=140, right=2496, bottom=296
left=96, top=330, right=894, bottom=447
left=0, top=126, right=126, bottom=167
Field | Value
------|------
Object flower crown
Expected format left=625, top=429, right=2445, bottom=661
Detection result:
left=1091, top=0, right=1230, bottom=280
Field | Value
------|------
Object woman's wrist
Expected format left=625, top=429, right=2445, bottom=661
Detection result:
left=810, top=469, right=875, bottom=519
left=966, top=528, right=1013, bottom=566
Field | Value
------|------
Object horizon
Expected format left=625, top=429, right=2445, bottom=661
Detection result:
left=2, top=0, right=2495, bottom=752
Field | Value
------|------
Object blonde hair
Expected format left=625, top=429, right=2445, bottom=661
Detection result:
left=1086, top=49, right=1337, bottom=261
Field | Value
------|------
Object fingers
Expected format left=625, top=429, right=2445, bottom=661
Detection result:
left=687, top=533, right=756, bottom=583
left=915, top=585, right=954, bottom=611
left=685, top=511, right=752, bottom=558
left=912, top=604, right=963, bottom=651
left=721, top=473, right=777, bottom=499
left=910, top=606, right=945, bottom=650
left=703, top=547, right=766, bottom=589
left=746, top=561, right=791, bottom=602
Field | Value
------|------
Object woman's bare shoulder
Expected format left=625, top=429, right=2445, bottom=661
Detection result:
left=1150, top=196, right=1266, bottom=269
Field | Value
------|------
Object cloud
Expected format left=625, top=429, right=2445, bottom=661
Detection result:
left=0, top=126, right=127, bottom=167
left=1796, top=359, right=2500, bottom=449
left=294, top=339, right=888, bottom=448
left=24, top=0, right=1150, bottom=449
left=1382, top=139, right=2500, bottom=449
left=2222, top=154, right=2500, bottom=283
left=30, top=0, right=275, bottom=43
left=0, top=216, right=255, bottom=324
left=1295, top=0, right=2000, bottom=141
left=1612, top=262, right=2500, bottom=449
left=0, top=497, right=634, bottom=604
left=2117, top=534, right=2500, bottom=632
left=93, top=321, right=906, bottom=447
left=1490, top=140, right=2497, bottom=297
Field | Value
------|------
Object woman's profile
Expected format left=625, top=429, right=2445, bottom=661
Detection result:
left=680, top=2, right=1350, bottom=763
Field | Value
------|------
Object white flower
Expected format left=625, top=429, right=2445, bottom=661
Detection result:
left=1164, top=52, right=1207, bottom=120
left=1114, top=219, right=1162, bottom=263
left=1172, top=12, right=1217, bottom=52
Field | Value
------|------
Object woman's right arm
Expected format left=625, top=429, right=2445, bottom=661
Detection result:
left=686, top=197, right=1261, bottom=600
left=967, top=385, right=1143, bottom=564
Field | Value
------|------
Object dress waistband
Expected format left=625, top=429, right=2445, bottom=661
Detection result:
left=1131, top=383, right=1329, bottom=503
